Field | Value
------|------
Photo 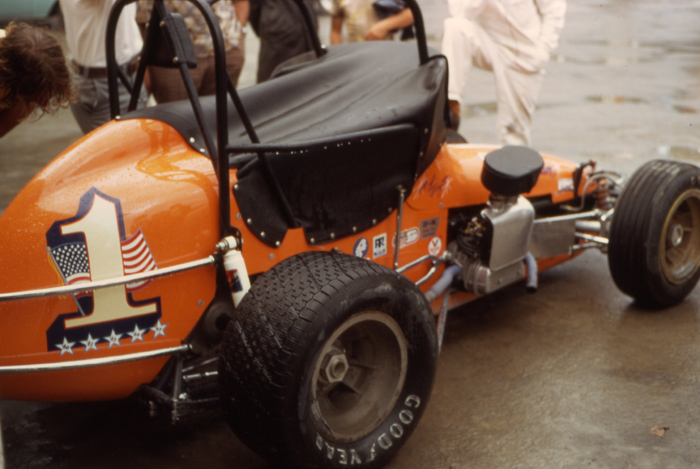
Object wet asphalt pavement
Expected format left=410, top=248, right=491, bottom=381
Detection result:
left=2, top=0, right=700, bottom=467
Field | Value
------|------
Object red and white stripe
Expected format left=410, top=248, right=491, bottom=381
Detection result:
left=66, top=272, right=92, bottom=298
left=121, top=229, right=157, bottom=292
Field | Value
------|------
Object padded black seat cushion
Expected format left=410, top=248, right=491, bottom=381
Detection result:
left=127, top=41, right=447, bottom=171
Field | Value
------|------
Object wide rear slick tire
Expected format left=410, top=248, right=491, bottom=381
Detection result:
left=219, top=251, right=437, bottom=468
left=608, top=159, right=700, bottom=307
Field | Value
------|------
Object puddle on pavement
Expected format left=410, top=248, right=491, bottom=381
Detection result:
left=463, top=97, right=699, bottom=118
left=552, top=54, right=652, bottom=66
left=670, top=104, right=699, bottom=114
left=586, top=95, right=648, bottom=105
left=585, top=96, right=699, bottom=114
left=656, top=145, right=700, bottom=162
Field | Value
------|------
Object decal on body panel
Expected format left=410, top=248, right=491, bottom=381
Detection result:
left=353, top=238, right=369, bottom=258
left=392, top=228, right=419, bottom=249
left=413, top=174, right=452, bottom=199
left=428, top=237, right=442, bottom=257
left=45, top=188, right=163, bottom=355
left=373, top=234, right=387, bottom=258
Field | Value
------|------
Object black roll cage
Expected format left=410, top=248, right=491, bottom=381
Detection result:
left=106, top=0, right=430, bottom=242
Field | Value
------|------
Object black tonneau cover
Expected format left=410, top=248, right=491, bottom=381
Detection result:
left=127, top=41, right=447, bottom=171
left=126, top=41, right=448, bottom=246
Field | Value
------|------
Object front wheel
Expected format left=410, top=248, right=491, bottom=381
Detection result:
left=608, top=159, right=700, bottom=307
left=219, top=251, right=437, bottom=468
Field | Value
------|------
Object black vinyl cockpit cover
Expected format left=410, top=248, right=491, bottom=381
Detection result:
left=126, top=41, right=448, bottom=246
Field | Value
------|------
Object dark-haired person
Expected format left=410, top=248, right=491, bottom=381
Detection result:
left=0, top=23, right=73, bottom=138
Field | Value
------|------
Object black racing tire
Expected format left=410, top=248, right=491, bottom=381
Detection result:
left=218, top=251, right=437, bottom=468
left=608, top=159, right=700, bottom=307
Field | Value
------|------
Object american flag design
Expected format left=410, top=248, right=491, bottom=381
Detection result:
left=49, top=242, right=91, bottom=298
left=49, top=228, right=157, bottom=294
left=121, top=228, right=157, bottom=292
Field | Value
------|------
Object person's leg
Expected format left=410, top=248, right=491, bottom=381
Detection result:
left=442, top=17, right=497, bottom=128
left=226, top=38, right=245, bottom=88
left=199, top=42, right=245, bottom=96
left=149, top=62, right=205, bottom=103
left=70, top=75, right=147, bottom=134
left=492, top=61, right=544, bottom=146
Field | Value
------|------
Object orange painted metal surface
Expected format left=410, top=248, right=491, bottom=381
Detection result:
left=409, top=143, right=584, bottom=211
left=0, top=119, right=590, bottom=401
left=0, top=119, right=218, bottom=400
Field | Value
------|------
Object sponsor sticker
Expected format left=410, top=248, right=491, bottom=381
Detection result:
left=558, top=177, right=574, bottom=193
left=419, top=217, right=440, bottom=239
left=428, top=237, right=442, bottom=257
left=353, top=237, right=369, bottom=258
left=373, top=233, right=388, bottom=258
left=393, top=228, right=419, bottom=248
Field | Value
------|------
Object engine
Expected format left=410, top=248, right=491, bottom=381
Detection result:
left=449, top=194, right=535, bottom=295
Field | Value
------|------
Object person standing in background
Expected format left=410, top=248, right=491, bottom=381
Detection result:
left=330, top=0, right=413, bottom=44
left=442, top=0, right=566, bottom=146
left=144, top=0, right=249, bottom=103
left=0, top=22, right=73, bottom=138
left=59, top=0, right=148, bottom=134
left=249, top=0, right=315, bottom=83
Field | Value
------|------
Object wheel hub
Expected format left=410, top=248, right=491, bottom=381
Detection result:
left=661, top=189, right=700, bottom=284
left=310, top=311, right=408, bottom=444
left=667, top=223, right=685, bottom=248
left=320, top=345, right=349, bottom=384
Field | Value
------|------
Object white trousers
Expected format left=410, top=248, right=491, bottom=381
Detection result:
left=442, top=17, right=545, bottom=146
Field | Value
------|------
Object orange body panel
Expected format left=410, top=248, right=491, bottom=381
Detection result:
left=0, top=119, right=219, bottom=400
left=409, top=143, right=583, bottom=211
left=0, top=119, right=588, bottom=401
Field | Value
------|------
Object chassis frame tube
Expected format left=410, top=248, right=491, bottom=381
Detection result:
left=0, top=344, right=191, bottom=375
left=0, top=256, right=217, bottom=303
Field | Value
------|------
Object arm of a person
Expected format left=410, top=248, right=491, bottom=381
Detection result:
left=364, top=8, right=413, bottom=41
left=330, top=16, right=344, bottom=44
left=233, top=0, right=250, bottom=26
left=534, top=0, right=566, bottom=53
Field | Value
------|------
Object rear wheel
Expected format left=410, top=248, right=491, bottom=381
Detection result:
left=219, top=251, right=437, bottom=468
left=608, top=160, right=700, bottom=307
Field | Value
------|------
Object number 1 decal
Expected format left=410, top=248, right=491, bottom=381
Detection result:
left=45, top=188, right=162, bottom=355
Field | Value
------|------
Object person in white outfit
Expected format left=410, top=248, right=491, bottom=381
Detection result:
left=59, top=0, right=147, bottom=134
left=442, top=0, right=566, bottom=146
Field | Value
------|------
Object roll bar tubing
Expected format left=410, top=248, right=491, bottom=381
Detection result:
left=106, top=0, right=429, bottom=241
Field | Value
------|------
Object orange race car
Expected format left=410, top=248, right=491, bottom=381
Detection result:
left=1, top=1, right=699, bottom=468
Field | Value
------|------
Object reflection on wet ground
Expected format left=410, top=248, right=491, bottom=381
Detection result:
left=656, top=144, right=700, bottom=160
left=467, top=97, right=699, bottom=118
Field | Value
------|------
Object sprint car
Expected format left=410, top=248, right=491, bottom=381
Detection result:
left=1, top=0, right=699, bottom=467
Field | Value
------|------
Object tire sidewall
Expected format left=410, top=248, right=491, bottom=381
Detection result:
left=292, top=271, right=437, bottom=468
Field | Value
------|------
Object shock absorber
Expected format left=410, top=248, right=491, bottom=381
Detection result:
left=218, top=236, right=251, bottom=307
left=594, top=178, right=612, bottom=210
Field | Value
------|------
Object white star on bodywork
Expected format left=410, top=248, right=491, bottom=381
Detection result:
left=56, top=337, right=75, bottom=356
left=128, top=324, right=145, bottom=343
left=150, top=320, right=168, bottom=338
left=80, top=333, right=98, bottom=352
left=104, top=329, right=123, bottom=348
